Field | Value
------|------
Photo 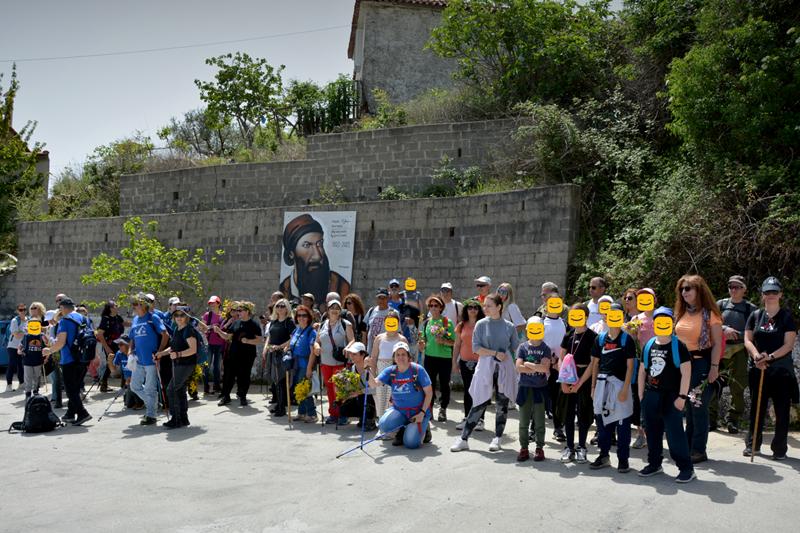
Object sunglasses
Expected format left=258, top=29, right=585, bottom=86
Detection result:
left=17, top=307, right=27, bottom=311
left=428, top=304, right=441, bottom=309
left=329, top=306, right=341, bottom=311
left=132, top=302, right=143, bottom=307
left=441, top=289, right=452, bottom=293
left=728, top=285, right=744, bottom=290
left=389, top=284, right=400, bottom=288
left=680, top=286, right=693, bottom=293
left=466, top=306, right=480, bottom=311
left=276, top=304, right=286, bottom=309
left=589, top=285, right=597, bottom=290
left=173, top=313, right=186, bottom=319
left=296, top=314, right=309, bottom=319
left=476, top=284, right=487, bottom=288
left=624, top=296, right=635, bottom=301
left=763, top=290, right=780, bottom=296
left=345, top=301, right=353, bottom=306
left=497, top=289, right=508, bottom=295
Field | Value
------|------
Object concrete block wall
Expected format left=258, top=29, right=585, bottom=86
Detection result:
left=2, top=184, right=581, bottom=319
left=119, top=120, right=517, bottom=217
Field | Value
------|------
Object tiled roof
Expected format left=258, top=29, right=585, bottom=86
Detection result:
left=348, top=0, right=448, bottom=59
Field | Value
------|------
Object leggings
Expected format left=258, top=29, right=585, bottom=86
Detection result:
left=458, top=360, right=483, bottom=419
left=462, top=379, right=510, bottom=440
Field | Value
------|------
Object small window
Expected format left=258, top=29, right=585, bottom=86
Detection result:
left=378, top=186, right=383, bottom=194
left=521, top=200, right=526, bottom=211
left=371, top=221, right=375, bottom=231
left=449, top=227, right=455, bottom=237
left=221, top=179, right=227, bottom=188
left=173, top=191, right=179, bottom=200
left=457, top=148, right=462, bottom=158
left=483, top=204, right=488, bottom=214
left=254, top=226, right=259, bottom=235
left=49, top=236, right=53, bottom=244
left=178, top=230, right=182, bottom=239
left=104, top=233, right=108, bottom=242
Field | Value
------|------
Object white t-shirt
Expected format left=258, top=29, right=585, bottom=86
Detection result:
left=427, top=300, right=462, bottom=325
left=8, top=316, right=28, bottom=350
left=585, top=300, right=602, bottom=328
left=543, top=317, right=566, bottom=356
left=502, top=303, right=526, bottom=328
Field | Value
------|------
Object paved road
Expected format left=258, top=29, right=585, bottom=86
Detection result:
left=1, top=382, right=798, bottom=532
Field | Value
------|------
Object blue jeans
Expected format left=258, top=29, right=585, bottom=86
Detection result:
left=597, top=415, right=631, bottom=459
left=294, top=367, right=316, bottom=416
left=642, top=390, right=692, bottom=472
left=204, top=344, right=223, bottom=386
left=131, top=364, right=159, bottom=418
left=6, top=348, right=23, bottom=385
left=379, top=407, right=431, bottom=449
left=685, top=357, right=711, bottom=454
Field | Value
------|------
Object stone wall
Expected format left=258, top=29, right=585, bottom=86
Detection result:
left=119, top=120, right=517, bottom=217
left=1, top=184, right=581, bottom=319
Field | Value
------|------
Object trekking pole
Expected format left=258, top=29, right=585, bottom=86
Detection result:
left=42, top=364, right=48, bottom=394
left=319, top=363, right=326, bottom=428
left=286, top=372, right=292, bottom=425
left=360, top=367, right=370, bottom=446
left=81, top=372, right=102, bottom=401
left=751, top=366, right=766, bottom=463
left=171, top=356, right=182, bottom=428
left=98, top=385, right=127, bottom=422
left=336, top=422, right=409, bottom=459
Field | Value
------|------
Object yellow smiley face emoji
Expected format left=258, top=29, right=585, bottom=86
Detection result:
left=28, top=321, right=42, bottom=335
left=598, top=301, right=611, bottom=314
left=527, top=321, right=544, bottom=340
left=568, top=310, right=586, bottom=327
left=606, top=309, right=624, bottom=327
left=385, top=317, right=399, bottom=332
left=547, top=297, right=563, bottom=314
left=653, top=316, right=674, bottom=336
left=405, top=279, right=416, bottom=291
left=637, top=293, right=655, bottom=311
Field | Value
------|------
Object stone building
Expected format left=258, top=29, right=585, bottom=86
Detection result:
left=348, top=0, right=457, bottom=114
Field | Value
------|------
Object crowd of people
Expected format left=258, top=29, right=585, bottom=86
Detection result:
left=4, top=274, right=797, bottom=482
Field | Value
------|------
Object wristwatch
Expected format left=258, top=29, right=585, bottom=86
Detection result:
left=769, top=353, right=775, bottom=360
left=678, top=394, right=688, bottom=400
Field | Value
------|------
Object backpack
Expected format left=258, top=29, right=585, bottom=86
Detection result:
left=598, top=330, right=634, bottom=381
left=8, top=394, right=65, bottom=433
left=63, top=315, right=99, bottom=364
left=389, top=362, right=423, bottom=392
left=643, top=336, right=681, bottom=370
left=179, top=324, right=207, bottom=364
left=4, top=315, right=25, bottom=345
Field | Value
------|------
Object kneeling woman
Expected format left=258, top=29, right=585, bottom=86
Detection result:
left=369, top=342, right=433, bottom=449
left=337, top=342, right=377, bottom=431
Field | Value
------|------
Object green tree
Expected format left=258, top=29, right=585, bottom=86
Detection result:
left=157, top=107, right=239, bottom=157
left=194, top=52, right=284, bottom=148
left=285, top=74, right=356, bottom=135
left=80, top=217, right=225, bottom=308
left=1, top=63, right=46, bottom=234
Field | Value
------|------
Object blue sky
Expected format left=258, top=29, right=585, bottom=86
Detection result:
left=1, top=0, right=622, bottom=180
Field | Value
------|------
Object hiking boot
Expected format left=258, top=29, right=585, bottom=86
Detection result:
left=325, top=416, right=337, bottom=424
left=638, top=464, right=664, bottom=477
left=590, top=431, right=599, bottom=446
left=589, top=454, right=611, bottom=469
left=576, top=447, right=589, bottom=464
left=690, top=451, right=708, bottom=464
left=438, top=408, right=447, bottom=422
left=304, top=415, right=319, bottom=423
left=560, top=447, right=575, bottom=463
left=727, top=421, right=739, bottom=434
left=218, top=396, right=232, bottom=406
left=292, top=413, right=307, bottom=421
left=163, top=419, right=179, bottom=429
left=5, top=384, right=12, bottom=392
left=617, top=458, right=630, bottom=473
left=73, top=413, right=92, bottom=426
left=338, top=417, right=349, bottom=425
left=423, top=426, right=432, bottom=444
left=554, top=428, right=566, bottom=442
left=132, top=402, right=145, bottom=410
left=269, top=406, right=277, bottom=414
left=533, top=448, right=545, bottom=462
left=181, top=418, right=190, bottom=427
left=450, top=438, right=469, bottom=452
left=675, top=469, right=697, bottom=483
left=455, top=417, right=466, bottom=430
left=140, top=416, right=157, bottom=426
left=191, top=391, right=200, bottom=401
left=475, top=419, right=485, bottom=431
left=517, top=448, right=530, bottom=462
left=631, top=434, right=647, bottom=449
left=489, top=437, right=502, bottom=452
left=392, top=427, right=406, bottom=446
left=100, top=383, right=112, bottom=392
left=273, top=408, right=286, bottom=418
left=239, top=397, right=248, bottom=406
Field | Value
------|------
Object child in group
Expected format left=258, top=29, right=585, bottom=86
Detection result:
left=590, top=302, right=636, bottom=472
left=516, top=317, right=553, bottom=462
left=107, top=335, right=144, bottom=410
left=18, top=321, right=49, bottom=399
left=637, top=306, right=696, bottom=483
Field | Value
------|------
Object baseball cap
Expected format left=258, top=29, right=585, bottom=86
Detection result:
left=207, top=295, right=221, bottom=304
left=114, top=334, right=131, bottom=345
left=762, top=277, right=782, bottom=292
left=58, top=297, right=75, bottom=307
left=44, top=310, right=56, bottom=321
left=598, top=295, right=613, bottom=304
left=441, top=282, right=453, bottom=290
left=392, top=342, right=411, bottom=355
left=376, top=288, right=389, bottom=297
left=527, top=316, right=543, bottom=325
left=346, top=342, right=367, bottom=353
left=653, top=306, right=674, bottom=320
left=301, top=293, right=315, bottom=302
left=475, top=276, right=491, bottom=285
left=728, top=275, right=746, bottom=287
left=168, top=297, right=180, bottom=305
left=389, top=278, right=400, bottom=286
left=145, top=293, right=155, bottom=303
left=327, top=300, right=342, bottom=309
left=609, top=302, right=624, bottom=312
left=635, top=288, right=656, bottom=298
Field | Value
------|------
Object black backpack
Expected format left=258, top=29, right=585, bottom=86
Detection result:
left=8, top=394, right=65, bottom=433
left=64, top=315, right=99, bottom=364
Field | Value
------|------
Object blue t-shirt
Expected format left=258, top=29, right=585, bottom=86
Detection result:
left=388, top=298, right=403, bottom=311
left=130, top=312, right=167, bottom=366
left=377, top=363, right=432, bottom=409
left=113, top=351, right=133, bottom=379
left=57, top=312, right=85, bottom=365
left=290, top=326, right=317, bottom=369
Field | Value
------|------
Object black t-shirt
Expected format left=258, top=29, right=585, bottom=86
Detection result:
left=229, top=319, right=261, bottom=359
left=746, top=309, right=798, bottom=375
left=22, top=333, right=46, bottom=366
left=561, top=328, right=598, bottom=366
left=99, top=315, right=125, bottom=344
left=268, top=318, right=296, bottom=347
left=645, top=338, right=692, bottom=393
left=169, top=325, right=199, bottom=366
left=590, top=330, right=636, bottom=381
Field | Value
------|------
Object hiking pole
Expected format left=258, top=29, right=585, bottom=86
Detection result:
left=360, top=367, right=370, bottom=446
left=286, top=372, right=292, bottom=425
left=171, top=356, right=182, bottom=428
left=98, top=385, right=127, bottom=422
left=319, top=363, right=326, bottom=428
left=81, top=371, right=103, bottom=401
left=42, top=364, right=48, bottom=394
left=751, top=366, right=766, bottom=463
left=336, top=422, right=409, bottom=459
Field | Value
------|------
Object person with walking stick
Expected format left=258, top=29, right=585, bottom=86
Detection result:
left=743, top=277, right=798, bottom=460
left=128, top=293, right=170, bottom=426
left=156, top=305, right=199, bottom=428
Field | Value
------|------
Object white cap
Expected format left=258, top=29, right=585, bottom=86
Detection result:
left=168, top=297, right=180, bottom=305
left=527, top=316, right=543, bottom=325
left=599, top=295, right=613, bottom=304
left=475, top=276, right=491, bottom=285
left=346, top=342, right=367, bottom=353
left=441, top=282, right=453, bottom=289
left=145, top=293, right=156, bottom=302
left=327, top=300, right=342, bottom=309
left=44, top=310, right=56, bottom=321
left=392, top=342, right=411, bottom=355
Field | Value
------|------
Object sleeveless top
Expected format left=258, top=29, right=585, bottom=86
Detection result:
left=378, top=336, right=402, bottom=361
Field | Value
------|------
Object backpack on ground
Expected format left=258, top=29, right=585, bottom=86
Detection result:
left=8, top=394, right=65, bottom=433
left=64, top=315, right=98, bottom=364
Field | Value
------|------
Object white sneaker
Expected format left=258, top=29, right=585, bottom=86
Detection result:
left=450, top=438, right=470, bottom=452
left=489, top=437, right=502, bottom=451
left=455, top=418, right=466, bottom=430
left=475, top=419, right=485, bottom=431
left=5, top=384, right=12, bottom=392
left=508, top=403, right=516, bottom=411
